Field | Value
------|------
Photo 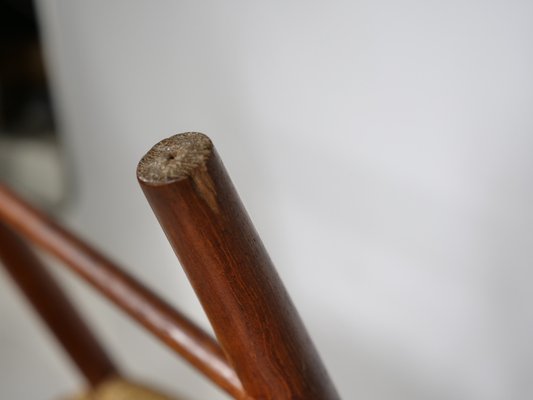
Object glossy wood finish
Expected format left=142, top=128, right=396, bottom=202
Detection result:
left=0, top=184, right=245, bottom=399
left=0, top=221, right=117, bottom=387
left=137, top=132, right=340, bottom=400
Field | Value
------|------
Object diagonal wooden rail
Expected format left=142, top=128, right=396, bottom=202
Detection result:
left=0, top=184, right=246, bottom=399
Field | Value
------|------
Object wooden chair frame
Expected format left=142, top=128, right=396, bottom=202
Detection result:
left=0, top=132, right=340, bottom=400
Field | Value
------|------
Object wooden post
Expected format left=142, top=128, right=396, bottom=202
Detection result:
left=0, top=221, right=117, bottom=387
left=137, top=132, right=340, bottom=400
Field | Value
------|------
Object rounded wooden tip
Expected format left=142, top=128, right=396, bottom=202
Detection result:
left=137, top=132, right=213, bottom=184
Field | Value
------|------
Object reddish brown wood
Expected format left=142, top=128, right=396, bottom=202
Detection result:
left=0, top=184, right=245, bottom=399
left=0, top=221, right=117, bottom=387
left=137, top=132, right=340, bottom=400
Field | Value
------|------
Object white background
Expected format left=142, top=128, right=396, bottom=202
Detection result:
left=1, top=1, right=532, bottom=399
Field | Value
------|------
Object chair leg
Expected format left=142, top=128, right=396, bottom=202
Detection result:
left=0, top=221, right=118, bottom=387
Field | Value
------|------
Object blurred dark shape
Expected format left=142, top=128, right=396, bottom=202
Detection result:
left=0, top=0, right=65, bottom=209
left=0, top=0, right=55, bottom=134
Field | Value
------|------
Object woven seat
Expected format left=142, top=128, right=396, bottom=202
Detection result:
left=66, top=378, right=180, bottom=400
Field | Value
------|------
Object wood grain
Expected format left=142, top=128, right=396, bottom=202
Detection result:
left=0, top=184, right=245, bottom=399
left=138, top=132, right=340, bottom=400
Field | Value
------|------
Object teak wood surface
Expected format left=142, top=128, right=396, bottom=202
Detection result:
left=138, top=132, right=340, bottom=400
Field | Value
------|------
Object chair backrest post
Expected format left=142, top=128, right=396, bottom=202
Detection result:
left=138, top=132, right=340, bottom=400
